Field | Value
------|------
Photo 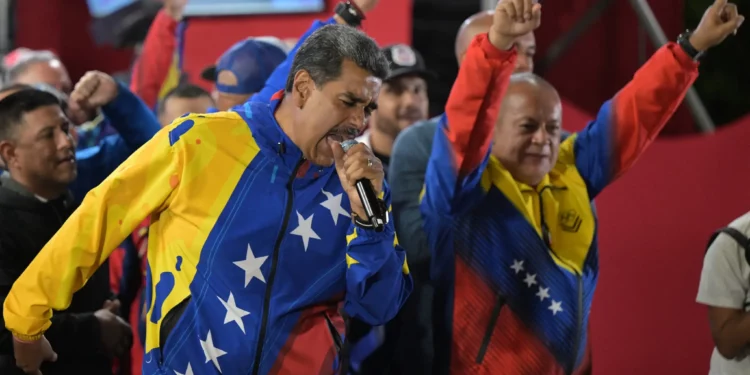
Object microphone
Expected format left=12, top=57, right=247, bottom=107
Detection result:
left=340, top=140, right=386, bottom=232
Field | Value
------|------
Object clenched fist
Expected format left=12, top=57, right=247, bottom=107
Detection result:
left=691, top=0, right=744, bottom=51
left=490, top=0, right=542, bottom=51
left=69, top=71, right=119, bottom=113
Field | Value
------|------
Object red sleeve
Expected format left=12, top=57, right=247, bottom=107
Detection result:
left=570, top=43, right=699, bottom=197
left=421, top=34, right=516, bottom=216
left=445, top=34, right=517, bottom=176
left=130, top=10, right=179, bottom=109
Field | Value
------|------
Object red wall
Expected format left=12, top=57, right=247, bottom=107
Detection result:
left=14, top=0, right=134, bottom=82
left=180, top=0, right=412, bottom=89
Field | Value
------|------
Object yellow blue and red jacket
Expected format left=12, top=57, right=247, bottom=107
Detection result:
left=422, top=34, right=698, bottom=375
left=3, top=89, right=412, bottom=375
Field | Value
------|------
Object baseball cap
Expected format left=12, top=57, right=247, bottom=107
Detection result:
left=201, top=37, right=289, bottom=95
left=381, top=44, right=435, bottom=82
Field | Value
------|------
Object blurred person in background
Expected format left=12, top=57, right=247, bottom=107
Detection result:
left=200, top=36, right=288, bottom=111
left=422, top=0, right=741, bottom=373
left=346, top=43, right=431, bottom=375
left=4, top=50, right=72, bottom=95
left=0, top=89, right=132, bottom=375
left=385, top=9, right=535, bottom=375
left=157, top=84, right=215, bottom=126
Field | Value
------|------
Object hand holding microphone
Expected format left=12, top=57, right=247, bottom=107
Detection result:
left=331, top=140, right=387, bottom=231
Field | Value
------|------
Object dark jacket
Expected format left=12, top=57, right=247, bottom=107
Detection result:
left=0, top=176, right=112, bottom=374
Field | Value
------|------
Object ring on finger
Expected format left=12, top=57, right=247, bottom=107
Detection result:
left=367, top=158, right=373, bottom=168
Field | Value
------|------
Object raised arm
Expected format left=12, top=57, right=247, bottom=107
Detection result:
left=421, top=33, right=516, bottom=216
left=252, top=0, right=378, bottom=103
left=568, top=0, right=744, bottom=198
left=130, top=1, right=185, bottom=110
left=3, top=115, right=189, bottom=344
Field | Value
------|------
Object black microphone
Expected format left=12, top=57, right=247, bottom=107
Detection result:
left=340, top=140, right=386, bottom=232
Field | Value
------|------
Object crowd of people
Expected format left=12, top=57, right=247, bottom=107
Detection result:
left=0, top=0, right=744, bottom=374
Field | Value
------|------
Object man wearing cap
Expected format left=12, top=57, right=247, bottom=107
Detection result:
left=344, top=43, right=431, bottom=375
left=201, top=37, right=289, bottom=111
left=353, top=44, right=431, bottom=175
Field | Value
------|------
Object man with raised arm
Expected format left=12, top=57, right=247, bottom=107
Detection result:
left=423, top=0, right=743, bottom=373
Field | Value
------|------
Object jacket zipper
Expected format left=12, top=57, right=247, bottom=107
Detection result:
left=475, top=294, right=506, bottom=364
left=251, top=159, right=304, bottom=375
left=324, top=313, right=343, bottom=354
left=537, top=188, right=583, bottom=375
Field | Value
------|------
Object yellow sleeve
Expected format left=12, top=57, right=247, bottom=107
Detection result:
left=3, top=116, right=190, bottom=341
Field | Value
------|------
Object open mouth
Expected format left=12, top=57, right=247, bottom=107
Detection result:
left=58, top=156, right=76, bottom=165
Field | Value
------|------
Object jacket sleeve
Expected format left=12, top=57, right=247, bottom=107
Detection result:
left=251, top=17, right=337, bottom=103
left=102, top=82, right=162, bottom=150
left=343, top=184, right=413, bottom=325
left=0, top=248, right=101, bottom=357
left=130, top=9, right=180, bottom=110
left=421, top=34, right=516, bottom=217
left=2, top=117, right=189, bottom=341
left=69, top=83, right=162, bottom=202
left=568, top=42, right=699, bottom=199
left=388, top=120, right=436, bottom=281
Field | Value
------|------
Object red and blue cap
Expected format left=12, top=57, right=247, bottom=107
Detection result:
left=201, top=37, right=288, bottom=95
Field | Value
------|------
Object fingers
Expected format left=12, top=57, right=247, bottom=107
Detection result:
left=720, top=3, right=744, bottom=35
left=713, top=0, right=727, bottom=10
left=104, top=299, right=121, bottom=313
left=70, top=72, right=101, bottom=108
left=341, top=145, right=384, bottom=192
left=502, top=1, right=518, bottom=21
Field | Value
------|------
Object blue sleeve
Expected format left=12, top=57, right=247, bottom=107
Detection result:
left=69, top=135, right=131, bottom=204
left=251, top=17, right=337, bottom=103
left=69, top=83, right=162, bottom=203
left=343, top=184, right=413, bottom=325
left=101, top=82, right=161, bottom=150
left=388, top=120, right=436, bottom=281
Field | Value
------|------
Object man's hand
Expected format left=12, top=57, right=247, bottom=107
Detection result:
left=489, top=0, right=542, bottom=51
left=94, top=308, right=133, bottom=358
left=164, top=0, right=188, bottom=21
left=69, top=71, right=119, bottom=111
left=354, top=0, right=378, bottom=13
left=691, top=0, right=744, bottom=51
left=12, top=335, right=57, bottom=375
left=332, top=142, right=385, bottom=221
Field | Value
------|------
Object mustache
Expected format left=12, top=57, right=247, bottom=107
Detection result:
left=325, top=125, right=362, bottom=142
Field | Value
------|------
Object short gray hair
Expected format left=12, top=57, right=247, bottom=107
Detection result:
left=284, top=24, right=389, bottom=92
left=5, top=50, right=61, bottom=83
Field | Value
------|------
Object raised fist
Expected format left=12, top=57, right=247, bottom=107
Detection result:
left=691, top=0, right=744, bottom=51
left=490, top=0, right=542, bottom=50
left=69, top=71, right=118, bottom=112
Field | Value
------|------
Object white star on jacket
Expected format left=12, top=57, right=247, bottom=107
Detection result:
left=549, top=300, right=564, bottom=315
left=510, top=259, right=524, bottom=274
left=523, top=272, right=537, bottom=287
left=200, top=331, right=227, bottom=373
left=536, top=286, right=550, bottom=301
left=174, top=363, right=193, bottom=375
left=290, top=211, right=321, bottom=251
left=320, top=189, right=350, bottom=225
left=233, top=244, right=268, bottom=287
left=217, top=292, right=251, bottom=334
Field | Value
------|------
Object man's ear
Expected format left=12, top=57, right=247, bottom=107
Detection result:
left=0, top=140, right=15, bottom=169
left=292, top=70, right=313, bottom=109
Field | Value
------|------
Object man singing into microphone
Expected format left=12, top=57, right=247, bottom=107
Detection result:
left=3, top=22, right=412, bottom=375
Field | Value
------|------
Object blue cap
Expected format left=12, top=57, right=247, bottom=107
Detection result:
left=201, top=37, right=288, bottom=95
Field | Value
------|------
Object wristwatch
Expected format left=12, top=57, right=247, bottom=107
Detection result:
left=335, top=1, right=365, bottom=28
left=352, top=199, right=389, bottom=230
left=677, top=30, right=705, bottom=61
